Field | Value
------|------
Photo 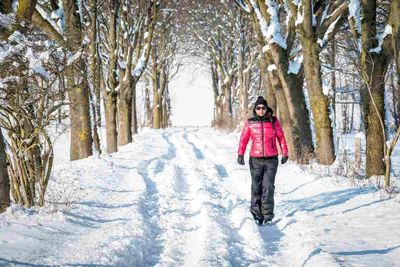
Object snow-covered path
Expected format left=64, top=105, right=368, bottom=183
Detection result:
left=0, top=127, right=399, bottom=266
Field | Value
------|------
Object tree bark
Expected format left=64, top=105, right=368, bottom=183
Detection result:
left=63, top=0, right=93, bottom=160
left=244, top=0, right=315, bottom=163
left=118, top=89, right=133, bottom=145
left=103, top=0, right=119, bottom=152
left=238, top=22, right=249, bottom=121
left=132, top=85, right=138, bottom=134
left=266, top=66, right=298, bottom=162
left=151, top=43, right=161, bottom=129
left=120, top=1, right=157, bottom=141
left=0, top=130, right=10, bottom=213
left=302, top=37, right=336, bottom=164
left=299, top=0, right=336, bottom=165
left=89, top=0, right=101, bottom=154
left=66, top=60, right=93, bottom=160
left=360, top=0, right=389, bottom=177
left=259, top=54, right=277, bottom=114
left=104, top=92, right=118, bottom=153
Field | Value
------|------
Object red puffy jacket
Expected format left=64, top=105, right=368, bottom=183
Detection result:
left=238, top=116, right=288, bottom=158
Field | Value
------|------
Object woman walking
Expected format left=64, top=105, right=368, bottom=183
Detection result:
left=237, top=96, right=288, bottom=226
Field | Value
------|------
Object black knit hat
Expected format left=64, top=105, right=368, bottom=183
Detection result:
left=254, top=96, right=268, bottom=108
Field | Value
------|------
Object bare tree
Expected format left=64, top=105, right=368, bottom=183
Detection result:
left=289, top=0, right=348, bottom=164
left=348, top=0, right=399, bottom=178
left=0, top=129, right=10, bottom=213
left=237, top=0, right=315, bottom=163
left=100, top=0, right=120, bottom=153
left=150, top=1, right=181, bottom=129
left=117, top=0, right=158, bottom=145
left=0, top=37, right=62, bottom=207
left=63, top=0, right=93, bottom=160
left=1, top=0, right=94, bottom=160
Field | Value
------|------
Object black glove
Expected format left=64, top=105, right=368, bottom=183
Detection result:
left=281, top=156, right=288, bottom=164
left=237, top=155, right=245, bottom=165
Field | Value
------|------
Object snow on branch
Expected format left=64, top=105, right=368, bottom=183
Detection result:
left=251, top=0, right=287, bottom=49
left=0, top=12, right=14, bottom=29
left=36, top=5, right=64, bottom=36
left=295, top=0, right=303, bottom=26
left=348, top=0, right=361, bottom=34
left=369, top=25, right=392, bottom=54
left=288, top=54, right=303, bottom=74
left=235, top=0, right=251, bottom=13
left=317, top=17, right=340, bottom=47
left=132, top=44, right=148, bottom=77
left=66, top=50, right=82, bottom=66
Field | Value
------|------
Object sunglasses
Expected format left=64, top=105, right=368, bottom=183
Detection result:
left=255, top=106, right=267, bottom=111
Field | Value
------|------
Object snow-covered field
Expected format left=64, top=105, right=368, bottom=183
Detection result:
left=0, top=127, right=399, bottom=266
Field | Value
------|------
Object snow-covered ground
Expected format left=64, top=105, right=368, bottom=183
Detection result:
left=0, top=127, right=399, bottom=266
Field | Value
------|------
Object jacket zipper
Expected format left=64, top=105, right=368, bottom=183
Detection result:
left=261, top=121, right=264, bottom=157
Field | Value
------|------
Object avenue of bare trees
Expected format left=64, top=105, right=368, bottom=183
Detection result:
left=0, top=0, right=399, bottom=212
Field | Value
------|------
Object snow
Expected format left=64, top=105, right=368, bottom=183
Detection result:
left=251, top=0, right=287, bottom=49
left=132, top=44, right=149, bottom=77
left=36, top=5, right=64, bottom=36
left=267, top=64, right=277, bottom=72
left=0, top=127, right=399, bottom=266
left=369, top=25, right=392, bottom=54
left=0, top=12, right=14, bottom=29
left=12, top=0, right=18, bottom=12
left=320, top=4, right=330, bottom=24
left=348, top=0, right=361, bottom=34
left=66, top=50, right=82, bottom=66
left=355, top=131, right=365, bottom=140
left=318, top=17, right=341, bottom=48
left=288, top=54, right=303, bottom=74
left=262, top=44, right=270, bottom=53
left=295, top=0, right=304, bottom=26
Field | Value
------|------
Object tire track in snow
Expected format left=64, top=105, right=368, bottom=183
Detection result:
left=147, top=129, right=203, bottom=266
left=135, top=130, right=178, bottom=266
left=135, top=129, right=210, bottom=266
left=188, top=128, right=284, bottom=266
left=177, top=128, right=251, bottom=266
left=36, top=132, right=171, bottom=266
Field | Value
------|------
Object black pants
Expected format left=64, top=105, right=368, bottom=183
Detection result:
left=249, top=156, right=278, bottom=221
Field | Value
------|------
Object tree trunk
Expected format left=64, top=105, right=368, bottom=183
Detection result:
left=104, top=92, right=118, bottom=153
left=302, top=38, right=336, bottom=164
left=0, top=130, right=10, bottom=213
left=118, top=89, right=133, bottom=145
left=392, top=0, right=400, bottom=129
left=145, top=85, right=152, bottom=127
left=103, top=0, right=119, bottom=152
left=246, top=0, right=315, bottom=162
left=151, top=45, right=161, bottom=129
left=260, top=54, right=277, bottom=114
left=63, top=0, right=93, bottom=160
left=300, top=0, right=335, bottom=164
left=397, top=78, right=400, bottom=129
left=152, top=89, right=161, bottom=129
left=269, top=49, right=315, bottom=163
left=363, top=62, right=387, bottom=176
left=265, top=64, right=298, bottom=162
left=66, top=61, right=93, bottom=160
left=330, top=40, right=337, bottom=133
left=361, top=0, right=389, bottom=177
left=89, top=0, right=101, bottom=154
left=132, top=85, right=138, bottom=134
left=238, top=44, right=249, bottom=121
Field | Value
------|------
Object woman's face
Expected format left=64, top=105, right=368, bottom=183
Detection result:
left=255, top=105, right=267, bottom=116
